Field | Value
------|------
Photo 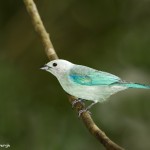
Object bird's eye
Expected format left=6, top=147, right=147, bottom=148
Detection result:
left=53, top=63, right=57, bottom=67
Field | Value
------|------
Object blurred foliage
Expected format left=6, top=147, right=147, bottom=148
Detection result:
left=0, top=0, right=150, bottom=150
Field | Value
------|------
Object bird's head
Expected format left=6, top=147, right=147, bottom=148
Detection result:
left=41, top=59, right=74, bottom=78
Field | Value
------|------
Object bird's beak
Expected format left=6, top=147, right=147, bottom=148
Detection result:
left=40, top=65, right=51, bottom=71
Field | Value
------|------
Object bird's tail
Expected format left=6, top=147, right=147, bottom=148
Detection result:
left=122, top=82, right=150, bottom=89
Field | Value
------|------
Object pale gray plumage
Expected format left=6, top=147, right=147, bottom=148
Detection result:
left=41, top=59, right=150, bottom=105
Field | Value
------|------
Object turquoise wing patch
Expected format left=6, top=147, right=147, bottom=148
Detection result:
left=69, top=75, right=92, bottom=85
left=69, top=65, right=121, bottom=86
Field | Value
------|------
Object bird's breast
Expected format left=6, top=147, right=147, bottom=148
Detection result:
left=58, top=76, right=121, bottom=102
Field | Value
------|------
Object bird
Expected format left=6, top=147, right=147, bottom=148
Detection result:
left=41, top=59, right=150, bottom=115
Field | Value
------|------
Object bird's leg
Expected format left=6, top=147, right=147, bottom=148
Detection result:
left=72, top=98, right=85, bottom=108
left=78, top=101, right=98, bottom=117
left=86, top=101, right=98, bottom=110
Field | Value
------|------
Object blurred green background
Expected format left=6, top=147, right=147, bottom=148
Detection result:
left=0, top=0, right=150, bottom=150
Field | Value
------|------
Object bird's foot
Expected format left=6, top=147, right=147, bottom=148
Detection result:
left=72, top=98, right=85, bottom=108
left=78, top=109, right=92, bottom=117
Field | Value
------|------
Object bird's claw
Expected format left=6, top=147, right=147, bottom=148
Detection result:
left=78, top=109, right=92, bottom=117
left=72, top=98, right=85, bottom=108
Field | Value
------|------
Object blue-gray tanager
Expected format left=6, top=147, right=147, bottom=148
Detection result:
left=41, top=59, right=150, bottom=114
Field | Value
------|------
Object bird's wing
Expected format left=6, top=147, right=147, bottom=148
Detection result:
left=69, top=65, right=121, bottom=86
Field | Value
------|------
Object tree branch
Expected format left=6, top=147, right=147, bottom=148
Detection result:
left=23, top=0, right=125, bottom=149
left=23, top=0, right=58, bottom=60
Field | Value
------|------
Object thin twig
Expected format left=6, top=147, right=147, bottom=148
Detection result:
left=23, top=0, right=125, bottom=149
